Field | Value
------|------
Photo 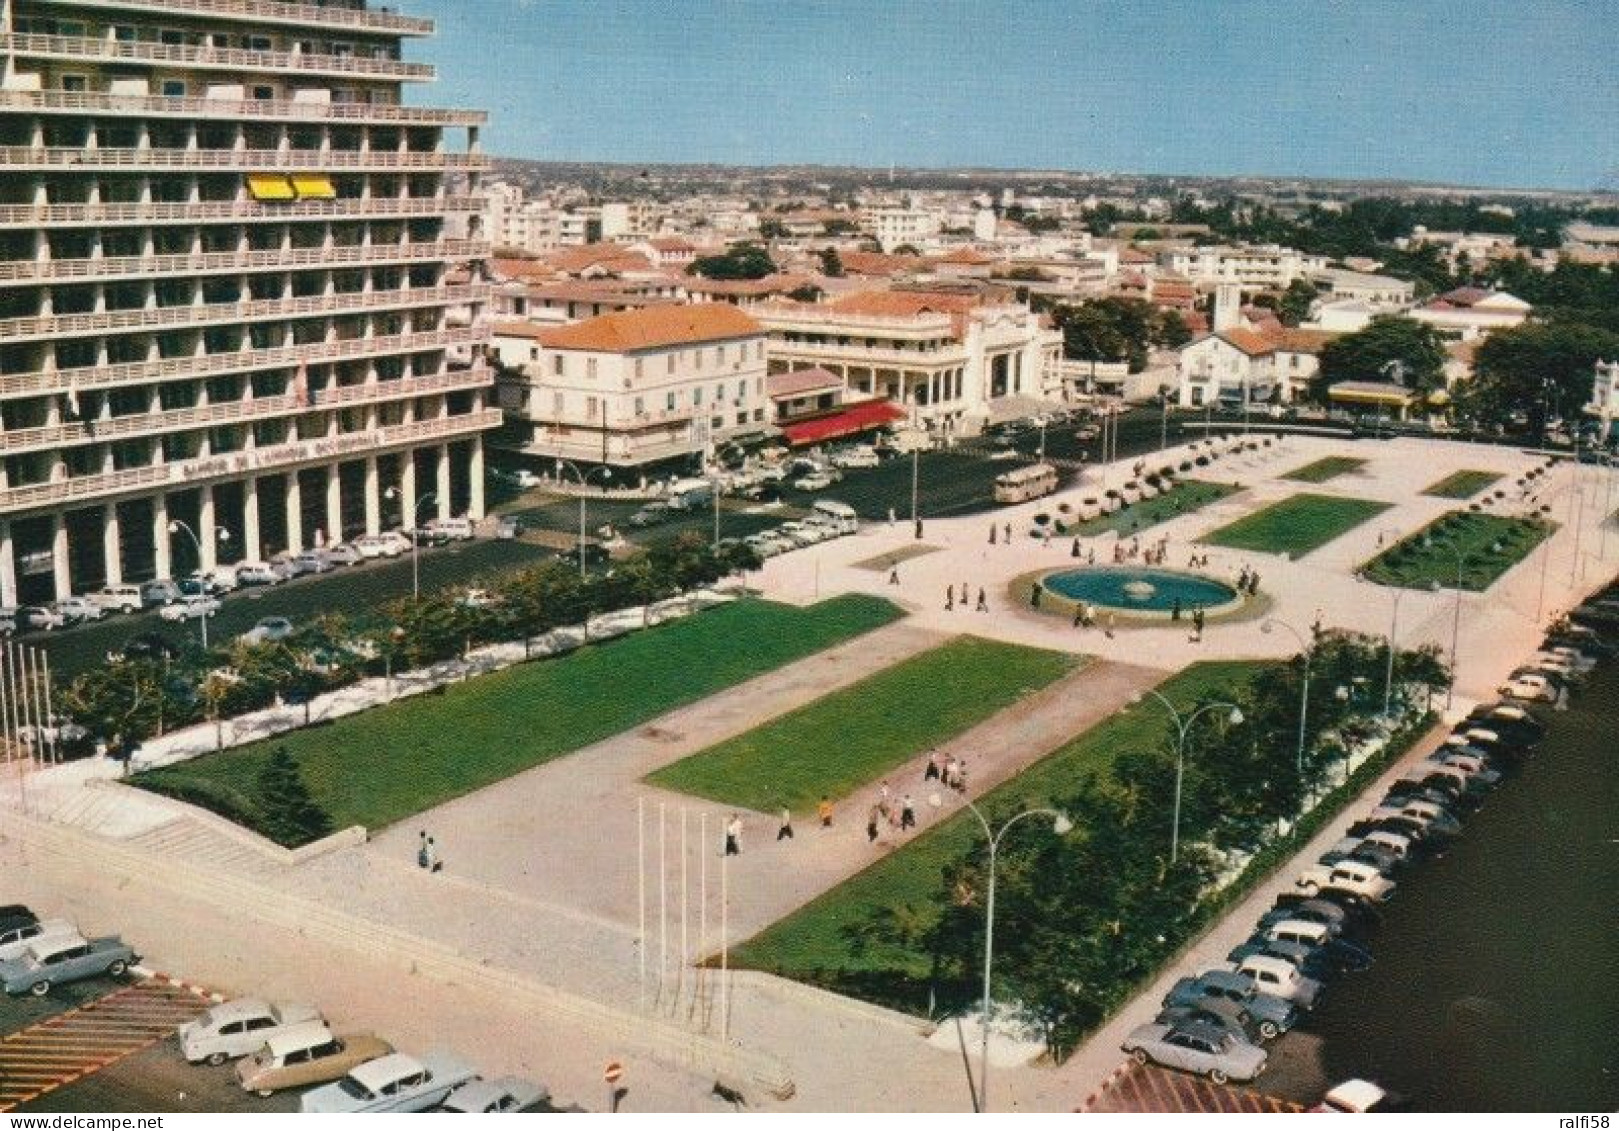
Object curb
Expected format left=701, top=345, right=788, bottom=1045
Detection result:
left=1081, top=1061, right=1130, bottom=1112
left=129, top=965, right=224, bottom=1003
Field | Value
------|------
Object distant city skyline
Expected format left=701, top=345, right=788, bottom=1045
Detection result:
left=412, top=0, right=1618, bottom=192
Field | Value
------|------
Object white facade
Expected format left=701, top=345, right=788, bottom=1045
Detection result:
left=862, top=205, right=943, bottom=252
left=1409, top=292, right=1532, bottom=342
left=1310, top=269, right=1415, bottom=309
left=1157, top=244, right=1326, bottom=290
left=1585, top=359, right=1619, bottom=437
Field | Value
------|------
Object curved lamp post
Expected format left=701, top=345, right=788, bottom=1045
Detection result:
left=1422, top=536, right=1501, bottom=711
left=383, top=487, right=435, bottom=602
left=554, top=459, right=612, bottom=578
left=959, top=798, right=1071, bottom=1114
left=166, top=519, right=229, bottom=649
left=1261, top=617, right=1315, bottom=777
left=1131, top=687, right=1244, bottom=865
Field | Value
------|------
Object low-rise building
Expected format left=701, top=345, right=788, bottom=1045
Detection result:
left=494, top=306, right=770, bottom=469
left=1584, top=359, right=1619, bottom=439
left=1310, top=268, right=1415, bottom=309
left=1408, top=288, right=1532, bottom=341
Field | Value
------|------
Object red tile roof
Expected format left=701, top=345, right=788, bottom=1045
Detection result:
left=1219, top=328, right=1277, bottom=357
left=535, top=305, right=763, bottom=353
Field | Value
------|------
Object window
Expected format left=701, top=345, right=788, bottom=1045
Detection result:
left=711, top=416, right=723, bottom=430
left=552, top=356, right=564, bottom=377
left=585, top=358, right=598, bottom=379
left=633, top=358, right=643, bottom=380
left=693, top=348, right=703, bottom=371
left=736, top=412, right=747, bottom=426
left=756, top=341, right=765, bottom=359
left=692, top=387, right=702, bottom=406
left=252, top=85, right=275, bottom=101
left=529, top=348, right=538, bottom=361
left=666, top=353, right=675, bottom=374
left=715, top=383, right=725, bottom=402
left=161, top=80, right=188, bottom=97
left=666, top=391, right=676, bottom=411
left=113, top=25, right=137, bottom=42
left=551, top=391, right=564, bottom=415
left=716, top=345, right=726, bottom=364
left=584, top=395, right=598, bottom=418
left=633, top=396, right=644, bottom=415
left=60, top=75, right=88, bottom=92
left=245, top=35, right=273, bottom=52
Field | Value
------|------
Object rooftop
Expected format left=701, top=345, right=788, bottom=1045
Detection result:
left=534, top=305, right=763, bottom=353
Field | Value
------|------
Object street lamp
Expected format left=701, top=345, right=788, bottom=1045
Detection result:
left=553, top=459, right=612, bottom=578
left=1132, top=687, right=1244, bottom=865
left=959, top=798, right=1071, bottom=1115
left=165, top=519, right=229, bottom=650
left=1380, top=585, right=1406, bottom=721
left=1423, top=536, right=1501, bottom=711
left=383, top=487, right=435, bottom=602
left=1261, top=617, right=1314, bottom=777
left=910, top=445, right=922, bottom=539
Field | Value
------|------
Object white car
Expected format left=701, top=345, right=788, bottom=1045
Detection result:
left=325, top=543, right=365, bottom=567
left=1296, top=858, right=1396, bottom=903
left=192, top=566, right=239, bottom=593
left=829, top=446, right=879, bottom=469
left=233, top=561, right=283, bottom=586
left=1232, top=955, right=1323, bottom=1008
left=159, top=594, right=221, bottom=622
left=178, top=998, right=323, bottom=1066
left=376, top=531, right=412, bottom=558
left=351, top=535, right=392, bottom=560
left=0, top=920, right=81, bottom=963
left=301, top=1052, right=476, bottom=1114
left=792, top=471, right=837, bottom=491
left=52, top=596, right=105, bottom=624
left=92, top=585, right=145, bottom=615
left=1497, top=673, right=1558, bottom=703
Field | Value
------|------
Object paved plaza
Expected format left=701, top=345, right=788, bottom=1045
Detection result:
left=3, top=431, right=1615, bottom=1111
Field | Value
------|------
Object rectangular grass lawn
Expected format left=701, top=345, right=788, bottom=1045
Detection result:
left=1070, top=480, right=1240, bottom=537
left=1360, top=512, right=1552, bottom=590
left=732, top=661, right=1266, bottom=994
left=1201, top=492, right=1391, bottom=557
left=135, top=594, right=903, bottom=840
left=646, top=636, right=1079, bottom=812
left=1421, top=469, right=1502, bottom=499
left=1281, top=456, right=1367, bottom=483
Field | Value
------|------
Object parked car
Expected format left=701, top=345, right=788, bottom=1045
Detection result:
left=423, top=517, right=475, bottom=542
left=440, top=1076, right=549, bottom=1114
left=1162, top=972, right=1298, bottom=1039
left=829, top=446, right=880, bottom=470
left=1262, top=920, right=1374, bottom=974
left=190, top=566, right=240, bottom=594
left=0, top=919, right=79, bottom=963
left=791, top=471, right=838, bottom=491
left=1121, top=1020, right=1267, bottom=1084
left=235, top=1026, right=393, bottom=1097
left=51, top=596, right=105, bottom=625
left=628, top=502, right=672, bottom=528
left=159, top=594, right=221, bottom=622
left=1295, top=858, right=1395, bottom=903
left=1497, top=672, right=1559, bottom=703
left=1312, top=1079, right=1405, bottom=1113
left=495, top=516, right=523, bottom=541
left=140, top=579, right=182, bottom=608
left=239, top=617, right=296, bottom=646
left=178, top=999, right=323, bottom=1066
left=17, top=605, right=65, bottom=632
left=92, top=585, right=145, bottom=615
left=300, top=1051, right=476, bottom=1113
left=350, top=535, right=391, bottom=560
left=0, top=935, right=138, bottom=996
left=325, top=544, right=365, bottom=568
left=1232, top=954, right=1323, bottom=1008
left=1154, top=999, right=1265, bottom=1045
left=233, top=561, right=283, bottom=587
left=289, top=549, right=335, bottom=576
left=376, top=531, right=412, bottom=558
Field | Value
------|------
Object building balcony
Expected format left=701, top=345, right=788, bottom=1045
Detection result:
left=0, top=326, right=487, bottom=400
left=0, top=195, right=483, bottom=232
left=0, top=146, right=486, bottom=173
left=767, top=340, right=962, bottom=368
left=0, top=365, right=492, bottom=456
left=0, top=237, right=486, bottom=288
left=0, top=282, right=488, bottom=345
left=0, top=408, right=501, bottom=516
left=0, top=89, right=484, bottom=127
left=3, top=32, right=435, bottom=82
left=49, top=0, right=435, bottom=36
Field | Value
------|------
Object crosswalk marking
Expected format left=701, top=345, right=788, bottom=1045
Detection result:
left=1083, top=1062, right=1303, bottom=1114
left=0, top=980, right=209, bottom=1111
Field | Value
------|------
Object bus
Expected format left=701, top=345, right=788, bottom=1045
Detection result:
left=993, top=462, right=1059, bottom=504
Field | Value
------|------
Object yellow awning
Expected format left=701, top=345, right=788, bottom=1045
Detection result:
left=1330, top=388, right=1411, bottom=405
left=247, top=174, right=295, bottom=202
left=290, top=174, right=336, bottom=200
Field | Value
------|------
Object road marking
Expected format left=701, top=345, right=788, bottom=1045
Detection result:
left=0, top=980, right=210, bottom=1112
left=1082, top=1061, right=1303, bottom=1113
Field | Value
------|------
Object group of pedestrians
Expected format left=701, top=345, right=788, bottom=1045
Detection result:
left=944, top=583, right=989, bottom=612
left=866, top=781, right=919, bottom=843
left=416, top=830, right=443, bottom=873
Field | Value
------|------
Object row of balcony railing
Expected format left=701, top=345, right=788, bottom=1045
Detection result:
left=0, top=408, right=502, bottom=514
left=0, top=325, right=486, bottom=399
left=51, top=0, right=435, bottom=35
left=0, top=194, right=482, bottom=230
left=0, top=282, right=486, bottom=343
left=0, top=145, right=486, bottom=171
left=0, top=89, right=484, bottom=126
left=4, top=32, right=435, bottom=81
left=0, top=237, right=485, bottom=286
left=0, top=366, right=491, bottom=456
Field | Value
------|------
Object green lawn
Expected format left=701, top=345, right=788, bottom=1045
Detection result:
left=134, top=594, right=904, bottom=843
left=646, top=637, right=1079, bottom=812
left=732, top=661, right=1265, bottom=988
left=1421, top=469, right=1502, bottom=499
left=1281, top=456, right=1367, bottom=483
left=1361, top=512, right=1553, bottom=591
left=1201, top=493, right=1392, bottom=557
left=1068, top=480, right=1241, bottom=537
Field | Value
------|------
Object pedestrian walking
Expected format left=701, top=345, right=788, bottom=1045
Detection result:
left=888, top=561, right=900, bottom=585
left=1031, top=582, right=1042, bottom=609
left=1073, top=604, right=1084, bottom=628
left=818, top=796, right=834, bottom=827
left=924, top=751, right=942, bottom=781
left=954, top=759, right=969, bottom=794
left=976, top=587, right=988, bottom=612
left=777, top=807, right=794, bottom=841
left=1248, top=570, right=1260, bottom=594
left=724, top=814, right=743, bottom=856
left=1004, top=522, right=1012, bottom=543
left=424, top=836, right=441, bottom=873
left=944, top=756, right=960, bottom=789
left=1104, top=612, right=1116, bottom=639
left=945, top=587, right=954, bottom=611
left=1043, top=525, right=1052, bottom=546
left=866, top=807, right=880, bottom=844
left=1072, top=537, right=1081, bottom=557
left=417, top=830, right=430, bottom=870
left=901, top=795, right=916, bottom=830
left=989, top=523, right=998, bottom=545
left=1088, top=547, right=1097, bottom=565
left=888, top=506, right=896, bottom=528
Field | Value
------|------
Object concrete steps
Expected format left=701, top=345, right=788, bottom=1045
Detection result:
left=125, top=817, right=287, bottom=880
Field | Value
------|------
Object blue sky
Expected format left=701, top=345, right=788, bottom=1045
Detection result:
left=408, top=1, right=1617, bottom=190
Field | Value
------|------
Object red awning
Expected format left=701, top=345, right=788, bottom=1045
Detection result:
left=780, top=400, right=906, bottom=447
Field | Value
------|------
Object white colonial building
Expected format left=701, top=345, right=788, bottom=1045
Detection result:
left=1408, top=288, right=1532, bottom=342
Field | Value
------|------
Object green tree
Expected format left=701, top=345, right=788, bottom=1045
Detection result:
left=1311, top=316, right=1448, bottom=403
left=687, top=242, right=776, bottom=280
left=1277, top=278, right=1319, bottom=327
left=1463, top=321, right=1619, bottom=438
left=819, top=246, right=844, bottom=277
left=256, top=746, right=333, bottom=847
left=1053, top=297, right=1160, bottom=372
left=1153, top=309, right=1192, bottom=350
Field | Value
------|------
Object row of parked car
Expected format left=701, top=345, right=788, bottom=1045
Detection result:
left=0, top=902, right=555, bottom=1113
left=0, top=520, right=479, bottom=638
left=1121, top=649, right=1578, bottom=1103
left=741, top=498, right=861, bottom=560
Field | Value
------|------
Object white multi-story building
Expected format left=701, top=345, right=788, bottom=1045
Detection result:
left=755, top=291, right=1063, bottom=436
left=862, top=204, right=942, bottom=252
left=1584, top=359, right=1619, bottom=439
left=1156, top=244, right=1325, bottom=291
left=0, top=0, right=493, bottom=605
left=1309, top=268, right=1414, bottom=309
left=494, top=305, right=770, bottom=468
